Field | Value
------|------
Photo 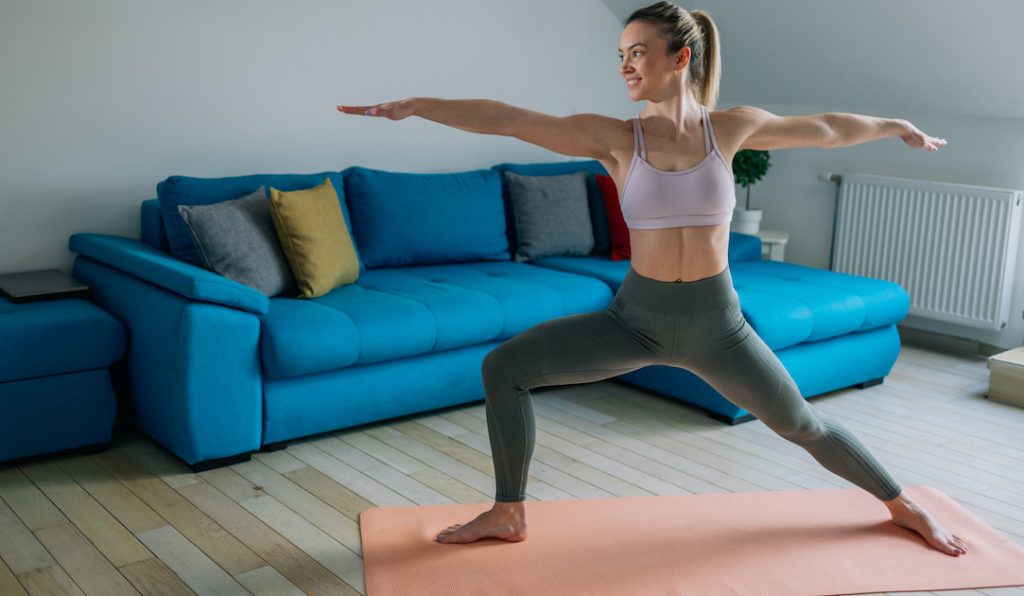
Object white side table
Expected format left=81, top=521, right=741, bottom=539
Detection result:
left=987, top=347, right=1024, bottom=408
left=757, top=229, right=789, bottom=262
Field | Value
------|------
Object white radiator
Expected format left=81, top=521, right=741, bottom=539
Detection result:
left=830, top=173, right=1023, bottom=330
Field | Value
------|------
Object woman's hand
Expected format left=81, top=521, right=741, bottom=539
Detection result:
left=336, top=98, right=416, bottom=121
left=899, top=120, right=947, bottom=152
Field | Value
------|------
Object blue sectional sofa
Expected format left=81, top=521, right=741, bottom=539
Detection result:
left=68, top=159, right=910, bottom=471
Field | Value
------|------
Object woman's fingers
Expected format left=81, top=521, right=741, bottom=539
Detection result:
left=337, top=104, right=378, bottom=115
left=925, top=135, right=947, bottom=151
left=336, top=99, right=412, bottom=120
left=903, top=124, right=947, bottom=152
left=337, top=103, right=396, bottom=116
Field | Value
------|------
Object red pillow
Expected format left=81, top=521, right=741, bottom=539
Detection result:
left=595, top=174, right=631, bottom=260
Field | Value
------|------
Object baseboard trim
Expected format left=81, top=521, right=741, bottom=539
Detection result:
left=897, top=324, right=999, bottom=360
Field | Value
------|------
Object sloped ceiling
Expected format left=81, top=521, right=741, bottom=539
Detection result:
left=600, top=0, right=1023, bottom=119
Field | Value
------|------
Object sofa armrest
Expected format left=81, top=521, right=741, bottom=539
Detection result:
left=71, top=256, right=262, bottom=467
left=68, top=233, right=269, bottom=316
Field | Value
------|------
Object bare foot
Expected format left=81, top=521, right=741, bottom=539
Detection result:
left=436, top=502, right=528, bottom=544
left=884, top=492, right=968, bottom=556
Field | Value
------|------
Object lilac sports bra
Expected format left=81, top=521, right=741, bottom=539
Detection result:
left=620, top=105, right=736, bottom=229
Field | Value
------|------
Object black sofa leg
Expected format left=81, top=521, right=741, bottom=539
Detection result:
left=705, top=377, right=884, bottom=426
left=855, top=377, right=884, bottom=389
left=190, top=451, right=251, bottom=472
left=708, top=411, right=757, bottom=425
left=188, top=441, right=287, bottom=472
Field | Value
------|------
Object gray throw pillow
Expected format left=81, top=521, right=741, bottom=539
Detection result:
left=177, top=186, right=298, bottom=297
left=504, top=171, right=594, bottom=262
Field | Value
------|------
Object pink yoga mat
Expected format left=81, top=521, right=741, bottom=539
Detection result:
left=360, top=484, right=1024, bottom=596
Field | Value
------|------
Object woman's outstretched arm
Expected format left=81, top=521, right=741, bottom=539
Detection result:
left=338, top=97, right=620, bottom=160
left=731, top=105, right=947, bottom=152
left=825, top=112, right=946, bottom=151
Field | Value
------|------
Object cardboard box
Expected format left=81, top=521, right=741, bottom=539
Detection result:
left=987, top=346, right=1024, bottom=408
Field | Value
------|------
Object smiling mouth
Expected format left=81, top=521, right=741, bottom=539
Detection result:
left=627, top=78, right=641, bottom=88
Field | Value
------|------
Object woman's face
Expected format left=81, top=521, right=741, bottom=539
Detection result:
left=618, top=21, right=691, bottom=101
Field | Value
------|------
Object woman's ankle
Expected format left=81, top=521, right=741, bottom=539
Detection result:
left=882, top=490, right=918, bottom=513
left=492, top=500, right=527, bottom=517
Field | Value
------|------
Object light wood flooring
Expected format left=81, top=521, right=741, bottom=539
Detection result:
left=0, top=343, right=1022, bottom=595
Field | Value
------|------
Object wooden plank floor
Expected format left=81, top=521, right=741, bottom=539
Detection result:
left=1, top=343, right=1022, bottom=595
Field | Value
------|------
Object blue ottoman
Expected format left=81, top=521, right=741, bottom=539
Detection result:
left=0, top=296, right=126, bottom=464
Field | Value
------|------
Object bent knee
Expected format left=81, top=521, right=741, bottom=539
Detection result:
left=481, top=348, right=503, bottom=379
left=482, top=341, right=544, bottom=393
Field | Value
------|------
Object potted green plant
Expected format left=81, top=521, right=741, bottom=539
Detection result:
left=731, top=148, right=771, bottom=235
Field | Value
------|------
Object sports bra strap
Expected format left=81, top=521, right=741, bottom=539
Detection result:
left=635, top=108, right=713, bottom=161
left=632, top=116, right=647, bottom=160
left=700, top=105, right=712, bottom=154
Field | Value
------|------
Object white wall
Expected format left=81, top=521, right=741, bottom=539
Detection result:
left=3, top=0, right=1022, bottom=348
left=0, top=0, right=632, bottom=272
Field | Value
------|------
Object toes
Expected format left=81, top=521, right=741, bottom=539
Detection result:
left=436, top=524, right=465, bottom=542
left=951, top=535, right=968, bottom=553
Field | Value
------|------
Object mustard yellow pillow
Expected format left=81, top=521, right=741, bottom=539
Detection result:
left=269, top=178, right=359, bottom=298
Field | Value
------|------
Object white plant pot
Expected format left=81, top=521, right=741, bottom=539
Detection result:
left=731, top=207, right=762, bottom=235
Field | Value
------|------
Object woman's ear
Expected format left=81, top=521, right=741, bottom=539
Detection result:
left=676, top=47, right=692, bottom=72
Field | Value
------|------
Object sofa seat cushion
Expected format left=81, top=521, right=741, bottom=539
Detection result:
left=531, top=256, right=632, bottom=289
left=0, top=297, right=126, bottom=383
left=729, top=260, right=910, bottom=350
left=260, top=261, right=613, bottom=379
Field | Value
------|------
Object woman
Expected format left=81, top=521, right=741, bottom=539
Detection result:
left=338, top=1, right=966, bottom=557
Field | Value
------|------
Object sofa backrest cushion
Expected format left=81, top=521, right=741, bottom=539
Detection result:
left=141, top=199, right=169, bottom=252
left=595, top=174, right=631, bottom=260
left=342, top=166, right=509, bottom=268
left=491, top=160, right=610, bottom=258
left=156, top=171, right=363, bottom=272
left=177, top=185, right=298, bottom=297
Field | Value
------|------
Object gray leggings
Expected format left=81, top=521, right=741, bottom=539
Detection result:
left=481, top=265, right=903, bottom=503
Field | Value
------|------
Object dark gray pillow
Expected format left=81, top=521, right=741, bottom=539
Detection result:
left=177, top=186, right=297, bottom=297
left=504, top=171, right=594, bottom=263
